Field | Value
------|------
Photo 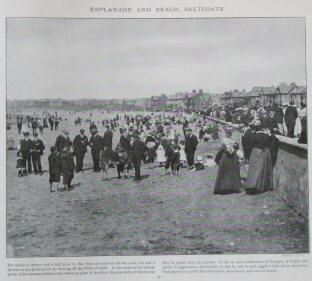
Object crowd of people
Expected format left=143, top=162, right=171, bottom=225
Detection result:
left=8, top=98, right=307, bottom=195
left=203, top=100, right=307, bottom=144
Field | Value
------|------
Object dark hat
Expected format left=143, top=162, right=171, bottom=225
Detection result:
left=80, top=128, right=85, bottom=133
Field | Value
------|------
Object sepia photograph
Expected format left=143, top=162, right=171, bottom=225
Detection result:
left=6, top=17, right=309, bottom=258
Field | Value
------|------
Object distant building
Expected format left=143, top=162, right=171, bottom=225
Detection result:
left=150, top=94, right=168, bottom=107
left=167, top=89, right=198, bottom=108
left=220, top=82, right=306, bottom=107
left=220, top=89, right=246, bottom=106
left=289, top=84, right=307, bottom=106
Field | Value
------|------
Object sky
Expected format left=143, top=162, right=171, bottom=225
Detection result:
left=7, top=17, right=306, bottom=100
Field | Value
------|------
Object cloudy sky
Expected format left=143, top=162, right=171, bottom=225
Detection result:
left=7, top=18, right=306, bottom=100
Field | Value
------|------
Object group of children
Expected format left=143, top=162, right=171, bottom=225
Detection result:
left=48, top=146, right=75, bottom=192
left=155, top=138, right=215, bottom=177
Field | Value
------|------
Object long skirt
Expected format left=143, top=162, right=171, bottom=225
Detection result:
left=214, top=151, right=241, bottom=194
left=245, top=148, right=273, bottom=194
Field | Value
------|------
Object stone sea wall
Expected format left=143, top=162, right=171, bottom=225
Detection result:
left=206, top=117, right=309, bottom=219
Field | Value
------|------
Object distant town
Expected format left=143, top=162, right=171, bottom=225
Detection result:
left=7, top=81, right=306, bottom=112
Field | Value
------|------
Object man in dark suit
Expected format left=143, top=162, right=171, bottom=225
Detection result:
left=89, top=128, right=102, bottom=172
left=185, top=128, right=198, bottom=168
left=272, top=103, right=284, bottom=135
left=20, top=131, right=33, bottom=174
left=119, top=129, right=131, bottom=150
left=285, top=101, right=298, bottom=138
left=30, top=132, right=45, bottom=175
left=129, top=134, right=146, bottom=182
left=73, top=128, right=89, bottom=172
left=103, top=125, right=113, bottom=150
left=55, top=130, right=72, bottom=153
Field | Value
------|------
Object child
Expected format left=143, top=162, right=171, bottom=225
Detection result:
left=211, top=122, right=220, bottom=141
left=60, top=147, right=75, bottom=191
left=16, top=151, right=25, bottom=177
left=48, top=146, right=61, bottom=192
left=199, top=126, right=204, bottom=141
left=192, top=156, right=205, bottom=171
left=204, top=154, right=216, bottom=167
left=179, top=140, right=187, bottom=166
left=116, top=146, right=129, bottom=179
left=99, top=148, right=109, bottom=180
left=156, top=143, right=166, bottom=167
left=171, top=144, right=182, bottom=177
left=7, top=136, right=15, bottom=150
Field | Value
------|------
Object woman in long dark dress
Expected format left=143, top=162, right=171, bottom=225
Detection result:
left=214, top=129, right=241, bottom=195
left=245, top=122, right=274, bottom=195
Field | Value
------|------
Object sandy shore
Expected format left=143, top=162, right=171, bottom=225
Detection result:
left=6, top=111, right=309, bottom=257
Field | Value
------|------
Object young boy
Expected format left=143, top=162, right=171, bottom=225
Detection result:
left=171, top=144, right=182, bottom=177
left=16, top=151, right=25, bottom=177
left=48, top=146, right=61, bottom=192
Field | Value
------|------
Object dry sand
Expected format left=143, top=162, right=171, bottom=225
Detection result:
left=6, top=111, right=309, bottom=257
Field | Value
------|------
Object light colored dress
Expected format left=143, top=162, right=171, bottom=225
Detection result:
left=156, top=145, right=166, bottom=163
left=179, top=145, right=187, bottom=162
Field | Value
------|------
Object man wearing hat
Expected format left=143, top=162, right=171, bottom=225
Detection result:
left=73, top=128, right=89, bottom=173
left=89, top=128, right=102, bottom=172
left=20, top=131, right=32, bottom=174
left=184, top=128, right=198, bottom=168
left=55, top=130, right=72, bottom=153
left=30, top=132, right=45, bottom=175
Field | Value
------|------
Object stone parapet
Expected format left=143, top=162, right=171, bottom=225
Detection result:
left=206, top=116, right=308, bottom=219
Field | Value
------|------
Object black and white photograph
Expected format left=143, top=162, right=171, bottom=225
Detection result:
left=6, top=17, right=309, bottom=258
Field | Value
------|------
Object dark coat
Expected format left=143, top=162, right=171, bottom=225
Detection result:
left=73, top=134, right=88, bottom=154
left=31, top=138, right=45, bottom=155
left=185, top=135, right=198, bottom=153
left=60, top=151, right=75, bottom=171
left=285, top=106, right=298, bottom=126
left=55, top=135, right=72, bottom=153
left=119, top=135, right=131, bottom=151
left=89, top=134, right=103, bottom=152
left=48, top=152, right=61, bottom=174
left=130, top=139, right=147, bottom=159
left=298, top=116, right=307, bottom=144
left=241, top=128, right=254, bottom=160
left=273, top=106, right=284, bottom=124
left=103, top=130, right=113, bottom=148
left=20, top=138, right=32, bottom=156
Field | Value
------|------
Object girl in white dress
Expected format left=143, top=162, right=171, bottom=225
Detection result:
left=179, top=140, right=187, bottom=164
left=156, top=144, right=166, bottom=166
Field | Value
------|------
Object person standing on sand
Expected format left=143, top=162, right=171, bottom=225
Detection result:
left=30, top=132, right=45, bottom=175
left=73, top=128, right=88, bottom=173
left=89, top=128, right=103, bottom=172
left=20, top=131, right=32, bottom=175
left=60, top=147, right=75, bottom=192
left=184, top=128, right=198, bottom=169
left=17, top=116, right=23, bottom=135
left=48, top=146, right=61, bottom=192
left=129, top=134, right=146, bottom=182
left=55, top=130, right=72, bottom=153
left=214, top=126, right=241, bottom=195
